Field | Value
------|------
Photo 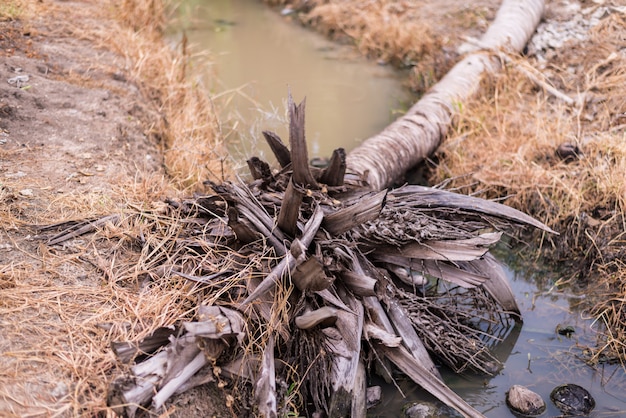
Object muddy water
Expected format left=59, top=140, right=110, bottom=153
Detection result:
left=170, top=2, right=626, bottom=417
left=171, top=0, right=411, bottom=168
left=370, top=254, right=626, bottom=417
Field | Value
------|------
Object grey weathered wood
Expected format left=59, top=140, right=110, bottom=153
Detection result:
left=385, top=298, right=441, bottom=379
left=227, top=206, right=263, bottom=245
left=341, top=271, right=377, bottom=296
left=323, top=190, right=386, bottom=235
left=108, top=350, right=168, bottom=417
left=376, top=255, right=488, bottom=288
left=292, top=256, right=333, bottom=292
left=387, top=185, right=555, bottom=233
left=320, top=148, right=346, bottom=186
left=288, top=93, right=318, bottom=188
left=460, top=252, right=520, bottom=316
left=262, top=130, right=291, bottom=168
left=364, top=322, right=402, bottom=347
left=353, top=360, right=367, bottom=417
left=277, top=179, right=303, bottom=236
left=295, top=306, right=338, bottom=329
left=247, top=156, right=273, bottom=181
left=111, top=326, right=176, bottom=363
left=153, top=349, right=207, bottom=411
left=326, top=296, right=365, bottom=417
left=240, top=206, right=324, bottom=306
left=255, top=336, right=277, bottom=418
left=374, top=232, right=502, bottom=262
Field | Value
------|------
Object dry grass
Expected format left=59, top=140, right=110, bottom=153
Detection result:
left=103, top=0, right=226, bottom=190
left=296, top=0, right=449, bottom=93
left=428, top=11, right=626, bottom=363
left=0, top=0, right=231, bottom=416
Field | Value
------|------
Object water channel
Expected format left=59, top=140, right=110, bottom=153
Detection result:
left=170, top=1, right=626, bottom=416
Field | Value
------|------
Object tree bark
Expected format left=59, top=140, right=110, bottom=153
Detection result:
left=346, top=0, right=545, bottom=191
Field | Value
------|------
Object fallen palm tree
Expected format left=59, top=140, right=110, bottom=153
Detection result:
left=43, top=0, right=551, bottom=415
left=70, top=92, right=556, bottom=418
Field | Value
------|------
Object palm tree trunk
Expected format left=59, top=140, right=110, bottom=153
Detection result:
left=346, top=0, right=545, bottom=191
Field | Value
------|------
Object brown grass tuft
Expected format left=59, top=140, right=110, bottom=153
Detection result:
left=299, top=0, right=449, bottom=92
left=1, top=0, right=230, bottom=415
left=429, top=10, right=626, bottom=362
left=97, top=1, right=228, bottom=190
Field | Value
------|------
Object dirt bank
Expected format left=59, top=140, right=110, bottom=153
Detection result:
left=1, top=0, right=229, bottom=416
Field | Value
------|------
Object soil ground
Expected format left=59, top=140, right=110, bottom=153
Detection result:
left=1, top=0, right=624, bottom=416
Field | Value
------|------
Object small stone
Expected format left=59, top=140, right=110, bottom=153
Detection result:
left=556, top=142, right=582, bottom=162
left=19, top=188, right=33, bottom=197
left=51, top=381, right=69, bottom=399
left=366, top=385, right=382, bottom=409
left=403, top=402, right=436, bottom=418
left=550, top=383, right=595, bottom=415
left=507, top=385, right=546, bottom=416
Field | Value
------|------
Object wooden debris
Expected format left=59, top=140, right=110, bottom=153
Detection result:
left=322, top=190, right=386, bottom=235
left=99, top=92, right=556, bottom=416
left=288, top=92, right=318, bottom=189
left=320, top=147, right=346, bottom=186
left=255, top=336, right=277, bottom=418
left=277, top=179, right=303, bottom=236
left=295, top=306, right=338, bottom=329
left=262, top=130, right=291, bottom=168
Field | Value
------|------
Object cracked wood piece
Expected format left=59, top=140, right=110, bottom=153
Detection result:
left=385, top=298, right=441, bottom=380
left=108, top=350, right=168, bottom=417
left=387, top=185, right=556, bottom=234
left=153, top=349, right=208, bottom=411
left=288, top=92, right=318, bottom=188
left=377, top=255, right=489, bottom=288
left=320, top=148, right=346, bottom=186
left=374, top=232, right=502, bottom=262
left=292, top=256, right=333, bottom=292
left=255, top=336, right=277, bottom=418
left=111, top=326, right=176, bottom=363
left=229, top=182, right=288, bottom=253
left=460, top=252, right=520, bottom=316
left=228, top=206, right=263, bottom=245
left=327, top=292, right=365, bottom=417
left=240, top=205, right=324, bottom=306
left=277, top=179, right=303, bottom=236
left=322, top=190, right=387, bottom=235
left=341, top=271, right=377, bottom=296
left=262, top=130, right=291, bottom=168
left=295, top=306, right=338, bottom=329
left=184, top=305, right=246, bottom=344
left=236, top=205, right=286, bottom=257
left=247, top=156, right=273, bottom=181
left=364, top=322, right=402, bottom=347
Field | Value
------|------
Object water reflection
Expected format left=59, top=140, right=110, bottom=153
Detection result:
left=170, top=0, right=412, bottom=168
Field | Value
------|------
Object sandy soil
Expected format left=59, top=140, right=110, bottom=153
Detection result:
left=1, top=0, right=623, bottom=416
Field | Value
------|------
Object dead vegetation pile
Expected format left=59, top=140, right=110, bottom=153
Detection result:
left=95, top=95, right=551, bottom=417
left=265, top=0, right=626, bottom=369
